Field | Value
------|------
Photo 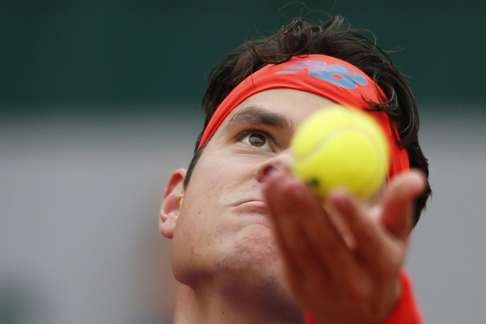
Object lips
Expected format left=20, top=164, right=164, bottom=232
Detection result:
left=232, top=199, right=269, bottom=215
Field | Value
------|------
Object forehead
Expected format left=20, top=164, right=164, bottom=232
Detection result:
left=224, top=89, right=336, bottom=127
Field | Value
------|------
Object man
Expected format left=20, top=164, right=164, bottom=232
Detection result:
left=159, top=16, right=431, bottom=324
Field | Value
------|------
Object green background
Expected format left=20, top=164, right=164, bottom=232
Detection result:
left=1, top=0, right=484, bottom=118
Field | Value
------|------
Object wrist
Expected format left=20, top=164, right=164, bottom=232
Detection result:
left=381, top=271, right=422, bottom=324
left=303, top=271, right=422, bottom=324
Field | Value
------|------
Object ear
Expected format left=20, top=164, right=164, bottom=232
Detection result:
left=159, top=168, right=186, bottom=239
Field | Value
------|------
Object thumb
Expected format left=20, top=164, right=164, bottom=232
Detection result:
left=380, top=170, right=426, bottom=241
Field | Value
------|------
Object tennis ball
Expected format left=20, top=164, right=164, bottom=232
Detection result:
left=290, top=105, right=389, bottom=200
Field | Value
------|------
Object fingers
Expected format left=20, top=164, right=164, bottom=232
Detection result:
left=326, top=170, right=425, bottom=272
left=260, top=168, right=421, bottom=321
left=265, top=175, right=321, bottom=277
left=262, top=170, right=424, bottom=285
left=380, top=170, right=426, bottom=241
left=328, top=190, right=401, bottom=275
left=329, top=190, right=382, bottom=255
left=263, top=170, right=358, bottom=281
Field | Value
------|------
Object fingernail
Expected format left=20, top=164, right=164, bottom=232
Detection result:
left=408, top=170, right=426, bottom=195
left=330, top=190, right=349, bottom=209
left=260, top=165, right=276, bottom=182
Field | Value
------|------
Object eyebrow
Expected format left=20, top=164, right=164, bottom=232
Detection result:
left=226, top=105, right=294, bottom=131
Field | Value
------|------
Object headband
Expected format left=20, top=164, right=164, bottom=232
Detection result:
left=198, top=54, right=409, bottom=178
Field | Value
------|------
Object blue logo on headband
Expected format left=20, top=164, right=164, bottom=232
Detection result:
left=278, top=60, right=367, bottom=89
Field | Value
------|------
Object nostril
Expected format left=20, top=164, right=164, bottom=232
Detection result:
left=259, top=165, right=277, bottom=182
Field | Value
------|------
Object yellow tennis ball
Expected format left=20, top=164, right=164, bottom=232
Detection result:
left=291, top=105, right=389, bottom=200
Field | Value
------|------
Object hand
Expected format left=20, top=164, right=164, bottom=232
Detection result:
left=262, top=169, right=426, bottom=324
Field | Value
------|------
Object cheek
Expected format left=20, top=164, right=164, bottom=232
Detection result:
left=171, top=198, right=220, bottom=284
left=171, top=153, right=238, bottom=272
left=172, top=147, right=284, bottom=282
left=230, top=225, right=280, bottom=261
left=187, top=149, right=257, bottom=204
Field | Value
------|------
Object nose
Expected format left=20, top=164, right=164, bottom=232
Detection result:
left=256, top=149, right=294, bottom=183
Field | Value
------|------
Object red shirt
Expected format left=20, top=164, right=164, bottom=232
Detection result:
left=304, top=272, right=422, bottom=324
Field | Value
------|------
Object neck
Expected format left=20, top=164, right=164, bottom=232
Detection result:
left=171, top=279, right=305, bottom=324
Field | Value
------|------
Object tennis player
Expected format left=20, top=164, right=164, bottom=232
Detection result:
left=160, top=16, right=431, bottom=324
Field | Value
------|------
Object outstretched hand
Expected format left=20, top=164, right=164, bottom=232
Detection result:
left=262, top=169, right=425, bottom=324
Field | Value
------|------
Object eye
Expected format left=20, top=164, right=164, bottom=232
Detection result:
left=239, top=130, right=272, bottom=151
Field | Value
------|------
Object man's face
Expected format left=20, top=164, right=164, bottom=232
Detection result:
left=170, top=89, right=334, bottom=294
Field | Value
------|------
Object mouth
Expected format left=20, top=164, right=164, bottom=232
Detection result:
left=231, top=200, right=269, bottom=215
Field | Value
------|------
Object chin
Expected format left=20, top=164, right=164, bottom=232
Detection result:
left=215, top=238, right=301, bottom=319
left=215, top=226, right=283, bottom=281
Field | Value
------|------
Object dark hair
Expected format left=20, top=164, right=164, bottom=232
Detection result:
left=184, top=16, right=431, bottom=226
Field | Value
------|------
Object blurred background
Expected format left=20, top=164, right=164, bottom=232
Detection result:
left=1, top=1, right=485, bottom=323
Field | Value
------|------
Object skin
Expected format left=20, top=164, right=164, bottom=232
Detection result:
left=160, top=89, right=426, bottom=324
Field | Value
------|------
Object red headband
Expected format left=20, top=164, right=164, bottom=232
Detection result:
left=198, top=54, right=409, bottom=178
